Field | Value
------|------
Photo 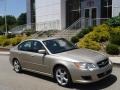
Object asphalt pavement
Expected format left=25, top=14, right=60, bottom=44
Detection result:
left=0, top=55, right=120, bottom=90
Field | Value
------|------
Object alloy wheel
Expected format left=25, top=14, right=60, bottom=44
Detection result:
left=13, top=60, right=21, bottom=73
left=55, top=67, right=70, bottom=86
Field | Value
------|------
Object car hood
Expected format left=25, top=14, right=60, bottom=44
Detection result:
left=56, top=48, right=107, bottom=63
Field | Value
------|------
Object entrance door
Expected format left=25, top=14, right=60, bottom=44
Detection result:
left=85, top=9, right=90, bottom=27
left=85, top=8, right=97, bottom=27
left=92, top=8, right=97, bottom=26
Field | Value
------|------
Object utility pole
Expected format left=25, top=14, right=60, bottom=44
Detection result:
left=4, top=0, right=8, bottom=36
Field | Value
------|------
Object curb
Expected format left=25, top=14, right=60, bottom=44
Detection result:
left=109, top=57, right=120, bottom=65
left=0, top=52, right=10, bottom=55
left=112, top=63, right=120, bottom=68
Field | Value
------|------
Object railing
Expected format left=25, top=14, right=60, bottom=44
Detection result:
left=9, top=24, right=36, bottom=34
left=9, top=18, right=109, bottom=36
left=36, top=20, right=61, bottom=31
left=66, top=18, right=109, bottom=30
left=53, top=18, right=109, bottom=40
left=9, top=20, right=60, bottom=34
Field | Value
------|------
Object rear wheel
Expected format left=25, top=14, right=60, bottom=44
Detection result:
left=13, top=60, right=22, bottom=73
left=54, top=66, right=71, bottom=87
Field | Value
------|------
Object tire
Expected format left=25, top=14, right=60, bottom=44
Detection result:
left=54, top=66, right=72, bottom=87
left=13, top=60, right=22, bottom=73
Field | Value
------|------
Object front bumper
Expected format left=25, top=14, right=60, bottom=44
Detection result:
left=71, top=63, right=112, bottom=83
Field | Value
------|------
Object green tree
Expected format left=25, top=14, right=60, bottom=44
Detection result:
left=17, top=13, right=27, bottom=25
left=3, top=15, right=17, bottom=25
left=0, top=16, right=4, bottom=25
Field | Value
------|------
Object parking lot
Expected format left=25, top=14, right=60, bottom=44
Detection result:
left=0, top=55, right=119, bottom=90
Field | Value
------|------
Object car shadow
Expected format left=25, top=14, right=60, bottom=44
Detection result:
left=21, top=71, right=117, bottom=90
left=69, top=74, right=117, bottom=90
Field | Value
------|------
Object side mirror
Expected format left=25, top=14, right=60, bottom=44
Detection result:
left=38, top=50, right=46, bottom=54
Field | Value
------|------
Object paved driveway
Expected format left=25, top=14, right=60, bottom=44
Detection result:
left=0, top=55, right=119, bottom=90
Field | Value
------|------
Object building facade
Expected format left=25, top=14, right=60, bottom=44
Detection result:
left=27, top=0, right=120, bottom=31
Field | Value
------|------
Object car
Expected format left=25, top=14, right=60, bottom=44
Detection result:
left=9, top=38, right=112, bottom=87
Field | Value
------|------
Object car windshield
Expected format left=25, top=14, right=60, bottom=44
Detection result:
left=43, top=38, right=77, bottom=54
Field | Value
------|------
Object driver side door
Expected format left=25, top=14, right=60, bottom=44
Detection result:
left=29, top=40, right=49, bottom=73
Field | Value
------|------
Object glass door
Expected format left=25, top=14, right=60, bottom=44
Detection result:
left=85, top=9, right=90, bottom=27
left=84, top=7, right=97, bottom=27
left=92, top=8, right=97, bottom=26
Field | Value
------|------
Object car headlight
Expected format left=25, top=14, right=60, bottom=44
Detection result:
left=74, top=62, right=98, bottom=71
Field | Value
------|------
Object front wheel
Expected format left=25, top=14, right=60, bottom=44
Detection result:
left=55, top=67, right=71, bottom=87
left=13, top=60, right=22, bottom=73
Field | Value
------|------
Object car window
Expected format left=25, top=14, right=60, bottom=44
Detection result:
left=32, top=41, right=44, bottom=53
left=43, top=38, right=77, bottom=54
left=18, top=41, right=32, bottom=52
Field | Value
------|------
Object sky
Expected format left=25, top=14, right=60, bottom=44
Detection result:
left=0, top=0, right=26, bottom=17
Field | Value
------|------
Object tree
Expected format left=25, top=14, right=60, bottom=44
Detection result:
left=3, top=15, right=17, bottom=25
left=0, top=16, right=4, bottom=25
left=17, top=13, right=27, bottom=25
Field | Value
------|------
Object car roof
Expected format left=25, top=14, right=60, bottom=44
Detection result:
left=27, top=37, right=62, bottom=42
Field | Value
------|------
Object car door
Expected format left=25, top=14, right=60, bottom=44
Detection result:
left=28, top=40, right=50, bottom=73
left=18, top=40, right=34, bottom=69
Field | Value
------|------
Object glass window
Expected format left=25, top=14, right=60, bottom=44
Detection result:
left=32, top=41, right=44, bottom=53
left=18, top=41, right=32, bottom=52
left=92, top=8, right=97, bottom=19
left=101, top=0, right=112, bottom=18
left=85, top=9, right=90, bottom=18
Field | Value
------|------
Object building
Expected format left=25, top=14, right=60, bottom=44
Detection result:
left=27, top=0, right=120, bottom=31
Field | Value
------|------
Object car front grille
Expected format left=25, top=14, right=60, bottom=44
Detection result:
left=97, top=58, right=109, bottom=68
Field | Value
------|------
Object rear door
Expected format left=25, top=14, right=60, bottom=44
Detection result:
left=18, top=40, right=51, bottom=74
left=18, top=40, right=34, bottom=69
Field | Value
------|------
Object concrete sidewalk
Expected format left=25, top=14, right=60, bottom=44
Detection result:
left=0, top=51, right=119, bottom=64
left=109, top=57, right=120, bottom=64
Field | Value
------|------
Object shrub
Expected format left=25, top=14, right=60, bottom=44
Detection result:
left=85, top=32, right=100, bottom=42
left=77, top=38, right=101, bottom=51
left=106, top=43, right=119, bottom=55
left=0, top=35, right=27, bottom=46
left=6, top=34, right=15, bottom=38
left=84, top=24, right=110, bottom=42
left=110, top=27, right=120, bottom=45
left=2, top=39, right=11, bottom=47
left=93, top=24, right=111, bottom=32
left=24, top=29, right=36, bottom=36
left=11, top=36, right=22, bottom=46
left=0, top=35, right=7, bottom=39
left=71, top=36, right=79, bottom=43
left=77, top=27, right=93, bottom=38
left=106, top=16, right=120, bottom=27
left=0, top=36, right=7, bottom=46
